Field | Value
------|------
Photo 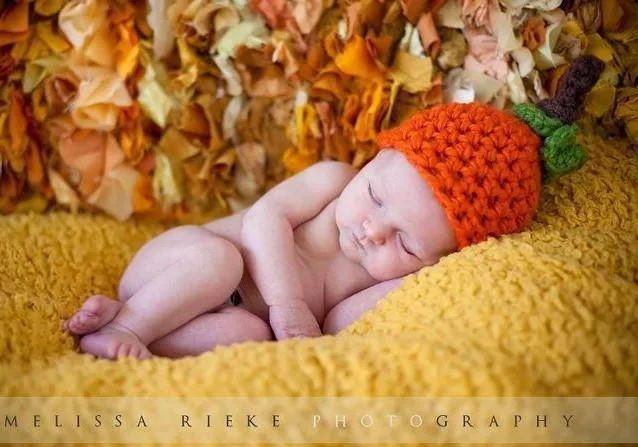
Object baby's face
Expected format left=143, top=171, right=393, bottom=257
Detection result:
left=335, top=149, right=458, bottom=281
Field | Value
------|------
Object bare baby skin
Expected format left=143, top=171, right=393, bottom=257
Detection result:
left=62, top=149, right=457, bottom=360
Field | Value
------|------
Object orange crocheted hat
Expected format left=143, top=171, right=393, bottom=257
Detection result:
left=376, top=56, right=604, bottom=249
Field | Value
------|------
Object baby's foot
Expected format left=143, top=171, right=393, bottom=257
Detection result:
left=63, top=295, right=121, bottom=335
left=79, top=321, right=153, bottom=361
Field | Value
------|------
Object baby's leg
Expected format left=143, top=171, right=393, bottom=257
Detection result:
left=147, top=306, right=273, bottom=358
left=75, top=225, right=245, bottom=359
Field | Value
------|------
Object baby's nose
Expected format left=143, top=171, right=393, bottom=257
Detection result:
left=362, top=219, right=393, bottom=244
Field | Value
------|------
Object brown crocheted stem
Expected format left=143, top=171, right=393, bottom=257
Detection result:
left=537, top=55, right=605, bottom=124
left=559, top=0, right=576, bottom=11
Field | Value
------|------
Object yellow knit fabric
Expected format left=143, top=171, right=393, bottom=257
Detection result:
left=0, top=133, right=637, bottom=446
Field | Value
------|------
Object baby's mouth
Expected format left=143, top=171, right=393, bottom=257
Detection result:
left=352, top=232, right=364, bottom=250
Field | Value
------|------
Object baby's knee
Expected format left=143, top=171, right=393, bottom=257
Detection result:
left=165, top=226, right=237, bottom=254
left=177, top=229, right=243, bottom=282
left=161, top=225, right=222, bottom=247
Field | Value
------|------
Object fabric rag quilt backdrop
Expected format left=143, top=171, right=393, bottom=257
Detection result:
left=0, top=0, right=637, bottom=446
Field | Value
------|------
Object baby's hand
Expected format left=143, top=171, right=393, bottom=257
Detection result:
left=268, top=301, right=322, bottom=341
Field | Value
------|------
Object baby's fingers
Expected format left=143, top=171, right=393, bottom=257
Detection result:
left=270, top=319, right=320, bottom=340
left=268, top=303, right=322, bottom=340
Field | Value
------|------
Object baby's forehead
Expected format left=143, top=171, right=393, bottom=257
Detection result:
left=371, top=152, right=426, bottom=191
left=373, top=153, right=441, bottom=209
left=367, top=150, right=402, bottom=176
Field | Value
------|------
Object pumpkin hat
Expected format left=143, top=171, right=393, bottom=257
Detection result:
left=377, top=55, right=604, bottom=249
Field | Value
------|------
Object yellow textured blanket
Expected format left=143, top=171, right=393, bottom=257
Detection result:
left=0, top=133, right=637, bottom=445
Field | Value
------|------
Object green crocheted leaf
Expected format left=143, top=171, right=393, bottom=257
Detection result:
left=514, top=103, right=588, bottom=183
left=513, top=103, right=564, bottom=138
left=541, top=124, right=588, bottom=183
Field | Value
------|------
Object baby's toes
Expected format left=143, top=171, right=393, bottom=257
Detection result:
left=114, top=341, right=148, bottom=360
left=130, top=344, right=153, bottom=360
left=138, top=347, right=153, bottom=361
left=106, top=338, right=133, bottom=360
left=129, top=344, right=142, bottom=358
left=115, top=341, right=134, bottom=359
left=98, top=338, right=119, bottom=360
left=127, top=344, right=139, bottom=358
left=65, top=295, right=121, bottom=335
left=67, top=311, right=101, bottom=335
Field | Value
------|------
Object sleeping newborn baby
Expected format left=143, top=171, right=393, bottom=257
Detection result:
left=62, top=146, right=459, bottom=360
left=61, top=57, right=601, bottom=360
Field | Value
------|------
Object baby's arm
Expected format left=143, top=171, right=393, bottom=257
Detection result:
left=241, top=161, right=357, bottom=340
left=321, top=275, right=409, bottom=335
left=241, top=207, right=321, bottom=340
left=241, top=205, right=305, bottom=306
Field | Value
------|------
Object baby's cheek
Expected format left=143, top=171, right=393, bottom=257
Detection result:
left=369, top=250, right=405, bottom=280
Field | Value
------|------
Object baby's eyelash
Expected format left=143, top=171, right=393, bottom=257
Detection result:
left=368, top=182, right=382, bottom=206
left=398, top=234, right=415, bottom=257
